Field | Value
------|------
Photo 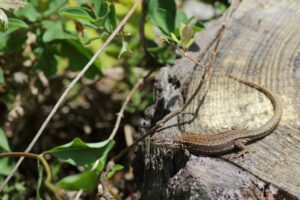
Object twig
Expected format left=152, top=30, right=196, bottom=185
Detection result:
left=0, top=0, right=143, bottom=193
left=109, top=69, right=154, bottom=140
left=0, top=152, right=64, bottom=200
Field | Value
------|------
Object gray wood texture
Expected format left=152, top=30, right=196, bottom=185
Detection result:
left=140, top=0, right=300, bottom=199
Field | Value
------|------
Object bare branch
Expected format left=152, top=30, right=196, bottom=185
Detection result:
left=109, top=69, right=154, bottom=140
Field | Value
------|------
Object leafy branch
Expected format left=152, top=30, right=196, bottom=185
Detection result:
left=0, top=0, right=143, bottom=193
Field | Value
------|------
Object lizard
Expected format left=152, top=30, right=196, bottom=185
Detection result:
left=152, top=75, right=283, bottom=156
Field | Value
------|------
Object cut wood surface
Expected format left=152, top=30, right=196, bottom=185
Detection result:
left=141, top=0, right=300, bottom=199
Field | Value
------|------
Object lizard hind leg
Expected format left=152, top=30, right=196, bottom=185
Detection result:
left=233, top=139, right=253, bottom=158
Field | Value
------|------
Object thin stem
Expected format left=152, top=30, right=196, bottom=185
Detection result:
left=0, top=152, right=63, bottom=199
left=109, top=69, right=154, bottom=140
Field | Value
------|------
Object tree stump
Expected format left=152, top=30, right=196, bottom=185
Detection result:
left=139, top=0, right=300, bottom=199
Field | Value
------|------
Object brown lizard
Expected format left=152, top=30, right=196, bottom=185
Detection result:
left=152, top=75, right=283, bottom=155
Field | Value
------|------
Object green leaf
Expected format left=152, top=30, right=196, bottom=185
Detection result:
left=170, top=33, right=179, bottom=44
left=8, top=18, right=28, bottom=29
left=192, top=21, right=205, bottom=33
left=104, top=4, right=116, bottom=33
left=147, top=0, right=176, bottom=35
left=118, top=39, right=132, bottom=58
left=59, top=39, right=102, bottom=79
left=60, top=7, right=95, bottom=22
left=36, top=162, right=43, bottom=200
left=43, top=0, right=68, bottom=16
left=93, top=1, right=109, bottom=27
left=0, top=67, right=4, bottom=84
left=14, top=3, right=41, bottom=22
left=94, top=139, right=114, bottom=174
left=175, top=10, right=189, bottom=28
left=57, top=170, right=98, bottom=192
left=0, top=128, right=13, bottom=176
left=180, top=25, right=193, bottom=49
left=42, top=20, right=75, bottom=42
left=0, top=128, right=10, bottom=151
left=35, top=47, right=58, bottom=77
left=0, top=9, right=8, bottom=31
left=106, top=164, right=124, bottom=179
left=46, top=138, right=114, bottom=166
left=91, top=0, right=108, bottom=17
left=0, top=158, right=12, bottom=176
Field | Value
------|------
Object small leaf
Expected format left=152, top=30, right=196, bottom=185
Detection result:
left=175, top=10, right=188, bottom=27
left=94, top=139, right=114, bottom=174
left=43, top=0, right=67, bottom=16
left=59, top=39, right=102, bottom=79
left=60, top=7, right=94, bottom=22
left=147, top=0, right=176, bottom=35
left=91, top=0, right=108, bottom=17
left=14, top=3, right=40, bottom=22
left=0, top=128, right=13, bottom=176
left=0, top=67, right=4, bottom=84
left=0, top=9, right=8, bottom=31
left=57, top=170, right=98, bottom=192
left=0, top=128, right=10, bottom=151
left=180, top=25, right=193, bottom=49
left=36, top=162, right=44, bottom=200
left=118, top=39, right=132, bottom=58
left=0, top=0, right=25, bottom=11
left=170, top=33, right=179, bottom=44
left=106, top=164, right=124, bottom=179
left=8, top=18, right=28, bottom=29
left=104, top=4, right=116, bottom=33
left=192, top=21, right=205, bottom=33
left=35, top=47, right=58, bottom=77
left=0, top=158, right=12, bottom=176
left=42, top=20, right=75, bottom=42
left=46, top=138, right=114, bottom=166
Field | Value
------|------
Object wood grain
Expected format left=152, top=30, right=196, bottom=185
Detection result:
left=141, top=0, right=300, bottom=199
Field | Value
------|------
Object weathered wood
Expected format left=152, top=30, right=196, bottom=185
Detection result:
left=140, top=0, right=300, bottom=199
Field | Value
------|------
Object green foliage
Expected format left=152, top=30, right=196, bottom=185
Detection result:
left=0, top=128, right=13, bottom=176
left=45, top=138, right=114, bottom=191
left=57, top=169, right=98, bottom=192
left=147, top=0, right=176, bottom=35
left=60, top=7, right=95, bottom=22
left=7, top=18, right=28, bottom=29
left=0, top=128, right=10, bottom=151
left=106, top=164, right=124, bottom=179
left=46, top=138, right=114, bottom=166
left=36, top=163, right=44, bottom=200
left=146, top=0, right=204, bottom=63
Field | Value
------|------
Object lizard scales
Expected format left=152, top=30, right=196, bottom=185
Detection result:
left=153, top=75, right=283, bottom=155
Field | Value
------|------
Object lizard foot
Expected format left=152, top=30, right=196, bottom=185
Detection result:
left=234, top=148, right=251, bottom=158
left=233, top=139, right=254, bottom=158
